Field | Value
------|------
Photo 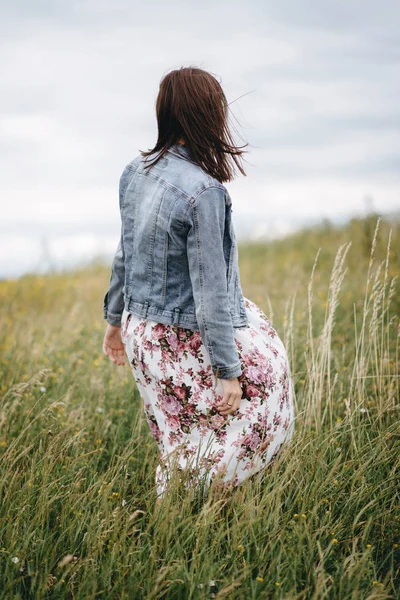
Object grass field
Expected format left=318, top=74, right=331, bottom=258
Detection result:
left=0, top=214, right=399, bottom=599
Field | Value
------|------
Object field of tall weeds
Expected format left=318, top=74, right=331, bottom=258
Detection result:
left=0, top=215, right=398, bottom=599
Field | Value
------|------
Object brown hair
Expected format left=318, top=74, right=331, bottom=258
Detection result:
left=139, top=66, right=249, bottom=183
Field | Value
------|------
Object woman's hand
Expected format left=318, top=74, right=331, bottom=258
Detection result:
left=102, top=324, right=126, bottom=366
left=216, top=377, right=243, bottom=415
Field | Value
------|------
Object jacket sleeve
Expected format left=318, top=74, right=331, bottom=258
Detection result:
left=103, top=165, right=132, bottom=327
left=186, top=185, right=242, bottom=379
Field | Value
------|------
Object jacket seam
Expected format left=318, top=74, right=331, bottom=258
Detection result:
left=191, top=184, right=226, bottom=205
left=141, top=170, right=226, bottom=215
left=183, top=184, right=227, bottom=227
left=147, top=190, right=165, bottom=299
left=142, top=169, right=192, bottom=201
left=192, top=200, right=215, bottom=365
left=127, top=163, right=143, bottom=293
left=106, top=310, right=122, bottom=318
left=120, top=164, right=136, bottom=207
left=122, top=301, right=248, bottom=328
left=119, top=164, right=137, bottom=257
left=162, top=231, right=168, bottom=303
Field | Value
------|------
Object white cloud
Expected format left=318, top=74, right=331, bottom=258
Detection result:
left=230, top=177, right=399, bottom=217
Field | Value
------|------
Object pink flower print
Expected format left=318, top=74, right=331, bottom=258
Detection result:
left=201, top=373, right=213, bottom=389
left=168, top=429, right=184, bottom=445
left=213, top=392, right=223, bottom=407
left=165, top=414, right=181, bottom=431
left=160, top=394, right=182, bottom=415
left=211, top=414, right=226, bottom=430
left=168, top=331, right=186, bottom=354
left=283, top=416, right=291, bottom=431
left=173, top=385, right=186, bottom=400
left=152, top=323, right=168, bottom=340
left=143, top=339, right=155, bottom=355
left=183, top=444, right=197, bottom=459
left=188, top=333, right=202, bottom=353
left=242, top=432, right=260, bottom=451
left=166, top=330, right=180, bottom=353
left=121, top=315, right=131, bottom=341
left=261, top=319, right=277, bottom=338
left=197, top=414, right=209, bottom=428
left=248, top=432, right=261, bottom=450
left=192, top=389, right=206, bottom=407
left=122, top=296, right=295, bottom=498
left=148, top=419, right=162, bottom=441
left=255, top=352, right=269, bottom=370
left=176, top=328, right=188, bottom=341
left=243, top=352, right=255, bottom=367
left=193, top=373, right=205, bottom=387
left=183, top=402, right=197, bottom=416
left=260, top=433, right=275, bottom=453
left=245, top=384, right=259, bottom=398
left=161, top=348, right=175, bottom=364
left=257, top=412, right=270, bottom=428
left=263, top=342, right=279, bottom=358
left=264, top=365, right=277, bottom=390
left=247, top=365, right=265, bottom=384
left=242, top=404, right=256, bottom=420
left=273, top=413, right=282, bottom=427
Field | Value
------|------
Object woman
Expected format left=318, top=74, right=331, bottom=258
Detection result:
left=102, top=66, right=295, bottom=501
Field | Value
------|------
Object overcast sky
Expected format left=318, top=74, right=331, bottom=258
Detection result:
left=1, top=0, right=399, bottom=276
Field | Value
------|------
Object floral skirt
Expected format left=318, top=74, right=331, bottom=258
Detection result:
left=121, top=296, right=295, bottom=499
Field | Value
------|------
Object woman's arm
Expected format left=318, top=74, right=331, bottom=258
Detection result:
left=186, top=185, right=242, bottom=380
left=103, top=165, right=132, bottom=327
left=103, top=238, right=125, bottom=326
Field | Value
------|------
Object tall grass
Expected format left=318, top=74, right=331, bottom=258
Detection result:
left=0, top=215, right=398, bottom=599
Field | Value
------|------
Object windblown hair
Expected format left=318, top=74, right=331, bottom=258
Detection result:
left=139, top=66, right=248, bottom=183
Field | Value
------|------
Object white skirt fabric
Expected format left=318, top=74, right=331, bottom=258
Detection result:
left=121, top=296, right=295, bottom=498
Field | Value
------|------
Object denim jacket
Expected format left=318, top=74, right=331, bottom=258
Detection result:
left=103, top=142, right=249, bottom=379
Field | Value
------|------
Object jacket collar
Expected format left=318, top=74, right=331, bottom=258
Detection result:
left=168, top=142, right=191, bottom=160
